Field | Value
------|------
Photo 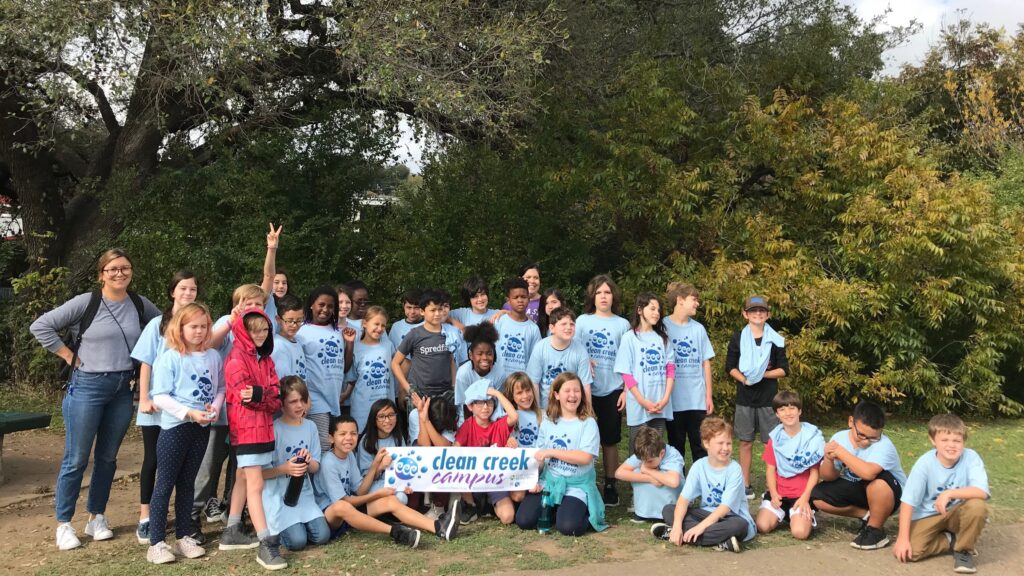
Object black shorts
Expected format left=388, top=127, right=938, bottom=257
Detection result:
left=591, top=391, right=622, bottom=446
left=810, top=470, right=902, bottom=515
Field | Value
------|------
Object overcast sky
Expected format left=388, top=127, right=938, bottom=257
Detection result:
left=396, top=1, right=1024, bottom=173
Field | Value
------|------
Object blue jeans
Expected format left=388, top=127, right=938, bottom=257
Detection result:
left=56, top=370, right=134, bottom=522
left=278, top=517, right=331, bottom=551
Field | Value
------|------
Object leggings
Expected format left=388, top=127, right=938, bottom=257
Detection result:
left=515, top=493, right=590, bottom=536
left=139, top=425, right=160, bottom=505
left=667, top=410, right=707, bottom=465
left=149, top=423, right=210, bottom=545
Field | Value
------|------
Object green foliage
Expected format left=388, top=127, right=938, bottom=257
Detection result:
left=1, top=266, right=73, bottom=388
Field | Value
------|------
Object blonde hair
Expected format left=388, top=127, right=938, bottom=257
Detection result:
left=232, top=283, right=266, bottom=307
left=360, top=305, right=388, bottom=342
left=545, top=372, right=593, bottom=422
left=928, top=414, right=967, bottom=440
left=700, top=416, right=730, bottom=445
left=502, top=372, right=542, bottom=423
left=165, top=303, right=212, bottom=353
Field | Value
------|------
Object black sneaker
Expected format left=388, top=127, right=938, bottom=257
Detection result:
left=603, top=483, right=620, bottom=507
left=850, top=526, right=889, bottom=550
left=256, top=536, right=287, bottom=570
left=651, top=523, right=671, bottom=540
left=392, top=525, right=421, bottom=549
left=953, top=550, right=977, bottom=573
left=187, top=528, right=206, bottom=546
left=459, top=503, right=479, bottom=525
left=715, top=536, right=742, bottom=553
left=435, top=498, right=461, bottom=541
left=744, top=486, right=755, bottom=500
left=136, top=520, right=150, bottom=545
left=203, top=498, right=223, bottom=524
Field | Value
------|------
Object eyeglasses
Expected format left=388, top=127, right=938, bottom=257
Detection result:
left=376, top=412, right=397, bottom=421
left=280, top=319, right=303, bottom=326
left=355, top=299, right=371, bottom=305
left=102, top=266, right=133, bottom=276
left=852, top=421, right=881, bottom=443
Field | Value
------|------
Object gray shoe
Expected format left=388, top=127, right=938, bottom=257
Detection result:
left=257, top=536, right=287, bottom=570
left=392, top=524, right=421, bottom=549
left=218, top=524, right=258, bottom=550
left=953, top=550, right=977, bottom=573
left=715, top=535, right=742, bottom=553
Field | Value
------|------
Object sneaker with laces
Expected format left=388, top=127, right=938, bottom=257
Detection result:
left=172, top=535, right=206, bottom=559
left=435, top=498, right=462, bottom=541
left=392, top=525, right=421, bottom=549
left=147, top=541, right=176, bottom=564
left=187, top=528, right=206, bottom=546
left=425, top=504, right=444, bottom=521
left=953, top=550, right=977, bottom=573
left=603, top=483, right=620, bottom=507
left=84, top=514, right=114, bottom=541
left=850, top=526, right=890, bottom=550
left=257, top=536, right=287, bottom=570
left=460, top=503, right=479, bottom=525
left=650, top=523, right=671, bottom=540
left=219, top=523, right=259, bottom=550
left=203, top=498, right=224, bottom=524
left=136, top=521, right=150, bottom=545
left=715, top=536, right=742, bottom=553
left=56, top=523, right=82, bottom=551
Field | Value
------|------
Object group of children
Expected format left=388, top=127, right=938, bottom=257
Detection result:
left=120, top=228, right=991, bottom=572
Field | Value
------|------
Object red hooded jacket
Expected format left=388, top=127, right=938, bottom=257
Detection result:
left=225, top=308, right=280, bottom=454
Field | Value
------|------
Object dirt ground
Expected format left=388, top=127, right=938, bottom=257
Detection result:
left=1, top=428, right=1022, bottom=575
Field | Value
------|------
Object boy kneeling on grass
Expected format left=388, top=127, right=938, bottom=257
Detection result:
left=893, top=414, right=989, bottom=574
left=651, top=416, right=755, bottom=552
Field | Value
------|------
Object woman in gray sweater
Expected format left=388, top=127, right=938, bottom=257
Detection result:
left=30, top=249, right=160, bottom=551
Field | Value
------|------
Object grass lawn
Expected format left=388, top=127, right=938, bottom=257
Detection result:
left=4, top=385, right=1021, bottom=575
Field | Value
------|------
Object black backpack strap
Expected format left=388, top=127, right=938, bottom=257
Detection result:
left=68, top=289, right=103, bottom=371
left=128, top=291, right=146, bottom=326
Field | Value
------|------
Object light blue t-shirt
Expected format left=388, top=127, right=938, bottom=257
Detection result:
left=442, top=323, right=469, bottom=366
left=347, top=339, right=397, bottom=433
left=271, top=334, right=307, bottom=382
left=624, top=445, right=685, bottom=519
left=828, top=429, right=907, bottom=485
left=901, top=448, right=988, bottom=520
left=131, top=316, right=169, bottom=427
left=539, top=416, right=600, bottom=504
left=262, top=418, right=323, bottom=535
left=296, top=323, right=346, bottom=416
left=613, top=330, right=676, bottom=426
left=449, top=308, right=499, bottom=328
left=527, top=337, right=594, bottom=410
left=576, top=314, right=631, bottom=397
left=265, top=297, right=279, bottom=336
left=151, top=349, right=223, bottom=430
left=355, top=434, right=407, bottom=504
left=313, top=449, right=363, bottom=510
left=664, top=317, right=715, bottom=412
left=388, top=319, right=423, bottom=349
left=454, top=363, right=503, bottom=427
left=516, top=409, right=542, bottom=448
left=681, top=458, right=756, bottom=541
left=492, top=315, right=541, bottom=385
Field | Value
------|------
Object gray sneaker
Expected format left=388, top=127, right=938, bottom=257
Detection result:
left=953, top=550, right=977, bottom=573
left=257, top=536, right=287, bottom=571
left=218, top=524, right=259, bottom=550
left=715, top=536, right=742, bottom=553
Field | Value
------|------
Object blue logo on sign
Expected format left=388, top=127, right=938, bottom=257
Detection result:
left=394, top=456, right=419, bottom=481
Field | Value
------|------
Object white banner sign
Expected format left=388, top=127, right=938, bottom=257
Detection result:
left=384, top=447, right=540, bottom=493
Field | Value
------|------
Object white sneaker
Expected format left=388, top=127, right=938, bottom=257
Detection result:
left=172, top=535, right=206, bottom=559
left=56, top=523, right=82, bottom=550
left=84, top=514, right=114, bottom=540
left=425, top=505, right=444, bottom=521
left=147, top=541, right=176, bottom=564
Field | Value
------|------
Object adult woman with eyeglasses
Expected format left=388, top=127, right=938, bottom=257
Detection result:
left=30, top=249, right=161, bottom=551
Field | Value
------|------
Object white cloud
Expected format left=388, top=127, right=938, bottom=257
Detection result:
left=845, top=0, right=1024, bottom=73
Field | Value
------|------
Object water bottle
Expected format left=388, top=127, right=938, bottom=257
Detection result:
left=536, top=491, right=552, bottom=534
left=283, top=456, right=306, bottom=507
